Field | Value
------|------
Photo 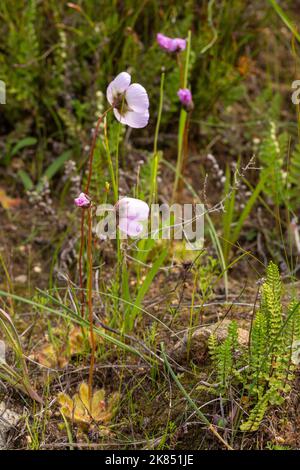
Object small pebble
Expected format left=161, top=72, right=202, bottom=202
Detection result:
left=14, top=274, right=27, bottom=284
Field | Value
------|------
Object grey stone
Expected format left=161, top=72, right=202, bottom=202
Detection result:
left=171, top=319, right=249, bottom=364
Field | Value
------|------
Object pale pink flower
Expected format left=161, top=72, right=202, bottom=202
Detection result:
left=156, top=33, right=186, bottom=53
left=74, top=192, right=91, bottom=208
left=116, top=197, right=149, bottom=237
left=106, top=72, right=149, bottom=128
left=177, top=88, right=193, bottom=111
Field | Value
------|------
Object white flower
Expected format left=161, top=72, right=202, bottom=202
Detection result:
left=116, top=197, right=149, bottom=237
left=106, top=72, right=149, bottom=128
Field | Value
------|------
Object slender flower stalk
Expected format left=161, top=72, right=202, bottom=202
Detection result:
left=181, top=113, right=191, bottom=189
left=150, top=72, right=164, bottom=205
left=104, top=120, right=118, bottom=201
left=177, top=89, right=193, bottom=193
left=84, top=110, right=109, bottom=400
left=87, top=206, right=95, bottom=404
left=177, top=53, right=184, bottom=88
left=79, top=211, right=85, bottom=317
left=106, top=72, right=150, bottom=317
left=75, top=73, right=149, bottom=401
left=172, top=30, right=192, bottom=202
left=76, top=108, right=110, bottom=400
left=77, top=108, right=111, bottom=320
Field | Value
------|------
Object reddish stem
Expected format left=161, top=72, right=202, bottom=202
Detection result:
left=79, top=210, right=85, bottom=317
left=77, top=108, right=112, bottom=397
left=87, top=206, right=96, bottom=402
left=78, top=109, right=111, bottom=316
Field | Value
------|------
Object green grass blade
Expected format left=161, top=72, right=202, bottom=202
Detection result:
left=231, top=173, right=267, bottom=246
left=0, top=290, right=154, bottom=364
left=268, top=0, right=300, bottom=42
left=17, top=169, right=34, bottom=190
left=37, top=150, right=72, bottom=190
left=11, top=137, right=37, bottom=157
left=128, top=248, right=168, bottom=329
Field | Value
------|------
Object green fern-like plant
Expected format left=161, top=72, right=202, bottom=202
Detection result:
left=286, top=143, right=300, bottom=210
left=208, top=321, right=239, bottom=392
left=258, top=122, right=285, bottom=205
left=1, top=0, right=39, bottom=107
left=209, top=262, right=300, bottom=432
left=264, top=262, right=283, bottom=348
left=240, top=388, right=276, bottom=432
left=248, top=309, right=268, bottom=397
left=241, top=262, right=299, bottom=431
left=258, top=121, right=300, bottom=211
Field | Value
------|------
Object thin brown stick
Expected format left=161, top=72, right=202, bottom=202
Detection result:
left=208, top=423, right=234, bottom=451
left=78, top=107, right=111, bottom=317
left=78, top=107, right=112, bottom=399
left=87, top=206, right=96, bottom=403
left=79, top=210, right=85, bottom=317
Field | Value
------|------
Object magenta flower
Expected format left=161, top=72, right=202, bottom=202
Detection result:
left=106, top=72, right=149, bottom=128
left=156, top=33, right=186, bottom=53
left=116, top=197, right=149, bottom=237
left=74, top=192, right=91, bottom=208
left=177, top=88, right=193, bottom=111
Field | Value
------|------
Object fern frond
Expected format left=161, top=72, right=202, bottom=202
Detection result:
left=287, top=143, right=300, bottom=209
left=258, top=122, right=284, bottom=204
left=264, top=261, right=283, bottom=347
left=240, top=388, right=277, bottom=432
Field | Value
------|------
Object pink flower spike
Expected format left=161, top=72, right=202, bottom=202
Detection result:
left=106, top=72, right=149, bottom=129
left=74, top=192, right=91, bottom=208
left=173, top=38, right=186, bottom=52
left=156, top=33, right=186, bottom=53
left=177, top=88, right=193, bottom=111
left=116, top=197, right=149, bottom=238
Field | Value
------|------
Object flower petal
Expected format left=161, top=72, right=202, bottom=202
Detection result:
left=74, top=192, right=91, bottom=208
left=123, top=110, right=149, bottom=128
left=112, top=71, right=131, bottom=92
left=106, top=72, right=131, bottom=105
left=173, top=38, right=186, bottom=51
left=118, top=197, right=149, bottom=221
left=156, top=33, right=186, bottom=52
left=119, top=218, right=144, bottom=237
left=106, top=83, right=114, bottom=105
left=157, top=33, right=173, bottom=51
left=113, top=108, right=126, bottom=124
left=125, top=83, right=149, bottom=113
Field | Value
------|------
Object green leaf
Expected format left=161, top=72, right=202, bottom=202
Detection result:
left=267, top=0, right=300, bottom=43
left=128, top=248, right=168, bottom=329
left=11, top=137, right=37, bottom=157
left=37, top=150, right=72, bottom=190
left=18, top=170, right=34, bottom=190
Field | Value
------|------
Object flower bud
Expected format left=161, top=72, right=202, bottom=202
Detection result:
left=74, top=192, right=91, bottom=208
left=177, top=88, right=194, bottom=112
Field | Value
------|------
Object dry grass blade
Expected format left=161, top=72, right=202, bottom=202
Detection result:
left=0, top=308, right=43, bottom=403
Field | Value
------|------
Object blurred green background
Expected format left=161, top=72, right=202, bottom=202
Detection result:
left=0, top=0, right=299, bottom=203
